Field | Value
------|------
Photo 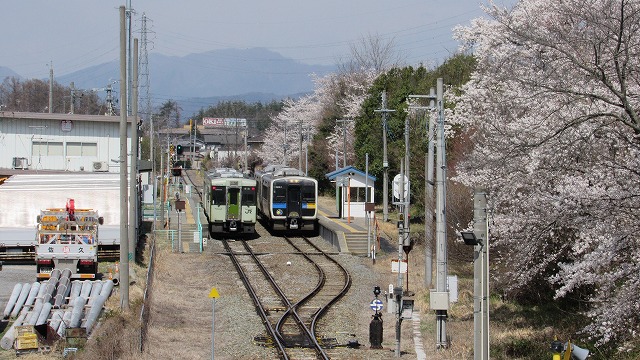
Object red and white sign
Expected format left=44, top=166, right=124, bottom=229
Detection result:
left=203, top=117, right=225, bottom=126
left=202, top=117, right=247, bottom=128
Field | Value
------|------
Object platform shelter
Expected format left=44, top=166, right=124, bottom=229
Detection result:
left=325, top=166, right=376, bottom=218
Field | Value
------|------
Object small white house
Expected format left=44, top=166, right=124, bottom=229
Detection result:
left=326, top=166, right=376, bottom=218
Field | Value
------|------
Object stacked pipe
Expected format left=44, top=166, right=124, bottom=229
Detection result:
left=84, top=280, right=114, bottom=333
left=0, top=308, right=30, bottom=350
left=0, top=273, right=116, bottom=349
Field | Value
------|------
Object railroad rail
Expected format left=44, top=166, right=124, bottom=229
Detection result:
left=281, top=236, right=352, bottom=346
left=221, top=234, right=352, bottom=359
left=221, top=239, right=290, bottom=359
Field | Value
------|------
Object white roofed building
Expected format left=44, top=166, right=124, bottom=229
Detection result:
left=0, top=112, right=133, bottom=173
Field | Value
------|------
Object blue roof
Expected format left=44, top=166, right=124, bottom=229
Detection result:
left=325, top=166, right=377, bottom=182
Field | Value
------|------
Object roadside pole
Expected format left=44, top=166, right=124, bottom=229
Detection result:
left=209, top=288, right=220, bottom=360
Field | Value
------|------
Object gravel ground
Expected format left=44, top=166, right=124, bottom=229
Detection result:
left=0, top=265, right=36, bottom=307
left=133, top=224, right=420, bottom=360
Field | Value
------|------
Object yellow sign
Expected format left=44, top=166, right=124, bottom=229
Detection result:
left=208, top=287, right=220, bottom=298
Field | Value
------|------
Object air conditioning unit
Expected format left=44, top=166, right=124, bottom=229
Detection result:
left=12, top=157, right=28, bottom=170
left=92, top=161, right=109, bottom=172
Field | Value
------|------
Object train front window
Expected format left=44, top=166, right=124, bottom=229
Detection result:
left=273, top=184, right=286, bottom=203
left=228, top=188, right=240, bottom=205
left=242, top=186, right=256, bottom=205
left=302, top=185, right=315, bottom=202
left=212, top=186, right=226, bottom=205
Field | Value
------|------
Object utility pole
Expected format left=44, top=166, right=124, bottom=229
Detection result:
left=298, top=120, right=303, bottom=171
left=106, top=83, right=116, bottom=116
left=128, top=38, right=139, bottom=273
left=304, top=125, right=310, bottom=176
left=472, top=189, right=489, bottom=360
left=70, top=82, right=75, bottom=114
left=374, top=90, right=395, bottom=222
left=243, top=125, right=248, bottom=172
left=407, top=91, right=437, bottom=289
left=126, top=0, right=133, bottom=116
left=191, top=119, right=196, bottom=168
left=118, top=5, right=130, bottom=311
left=283, top=121, right=288, bottom=166
left=336, top=119, right=353, bottom=168
left=394, top=159, right=409, bottom=358
left=434, top=78, right=448, bottom=348
left=159, top=137, right=164, bottom=227
left=48, top=62, right=53, bottom=113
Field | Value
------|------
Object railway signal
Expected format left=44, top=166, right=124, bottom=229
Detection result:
left=177, top=144, right=184, bottom=155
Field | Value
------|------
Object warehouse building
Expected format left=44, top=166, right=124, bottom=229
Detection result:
left=0, top=112, right=132, bottom=173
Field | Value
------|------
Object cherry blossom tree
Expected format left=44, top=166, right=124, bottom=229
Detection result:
left=451, top=0, right=640, bottom=346
left=258, top=69, right=378, bottom=170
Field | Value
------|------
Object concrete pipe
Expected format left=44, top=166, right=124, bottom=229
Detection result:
left=2, top=283, right=22, bottom=319
left=49, top=309, right=65, bottom=332
left=43, top=279, right=60, bottom=304
left=80, top=280, right=93, bottom=299
left=54, top=276, right=71, bottom=309
left=10, top=283, right=31, bottom=318
left=36, top=302, right=53, bottom=326
left=69, top=280, right=82, bottom=304
left=99, top=280, right=114, bottom=297
left=69, top=296, right=86, bottom=328
left=87, top=281, right=103, bottom=306
left=57, top=309, right=73, bottom=338
left=0, top=307, right=29, bottom=350
left=27, top=300, right=44, bottom=325
left=23, top=282, right=41, bottom=310
left=33, top=280, right=48, bottom=308
left=84, top=280, right=114, bottom=333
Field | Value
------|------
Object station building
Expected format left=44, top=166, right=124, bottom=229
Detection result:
left=0, top=112, right=133, bottom=173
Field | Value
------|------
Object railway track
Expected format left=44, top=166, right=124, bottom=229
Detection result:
left=222, top=236, right=351, bottom=359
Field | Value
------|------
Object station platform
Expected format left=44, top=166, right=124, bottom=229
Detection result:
left=160, top=170, right=384, bottom=256
left=316, top=203, right=383, bottom=257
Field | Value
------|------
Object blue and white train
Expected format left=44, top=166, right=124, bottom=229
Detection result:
left=255, top=166, right=318, bottom=232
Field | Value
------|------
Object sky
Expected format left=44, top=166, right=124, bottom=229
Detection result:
left=1, top=0, right=517, bottom=79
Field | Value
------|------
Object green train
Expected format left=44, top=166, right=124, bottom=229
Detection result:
left=203, top=168, right=257, bottom=235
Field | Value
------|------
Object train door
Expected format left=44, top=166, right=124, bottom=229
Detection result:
left=287, top=185, right=302, bottom=218
left=227, top=187, right=241, bottom=220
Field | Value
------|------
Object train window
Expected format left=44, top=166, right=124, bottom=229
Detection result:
left=242, top=187, right=256, bottom=205
left=302, top=185, right=315, bottom=201
left=273, top=184, right=286, bottom=202
left=228, top=188, right=240, bottom=205
left=212, top=186, right=226, bottom=205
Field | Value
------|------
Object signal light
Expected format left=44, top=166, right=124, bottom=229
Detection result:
left=176, top=144, right=184, bottom=155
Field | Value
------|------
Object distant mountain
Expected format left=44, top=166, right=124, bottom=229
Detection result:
left=0, top=66, right=21, bottom=82
left=51, top=48, right=334, bottom=117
